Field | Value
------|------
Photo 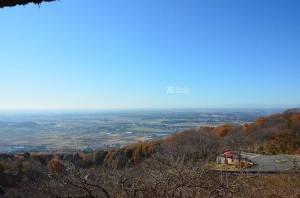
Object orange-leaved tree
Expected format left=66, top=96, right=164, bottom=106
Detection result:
left=47, top=159, right=65, bottom=174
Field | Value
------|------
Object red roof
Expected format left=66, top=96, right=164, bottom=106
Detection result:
left=223, top=151, right=239, bottom=158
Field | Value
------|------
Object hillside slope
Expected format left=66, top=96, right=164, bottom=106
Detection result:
left=1, top=109, right=300, bottom=197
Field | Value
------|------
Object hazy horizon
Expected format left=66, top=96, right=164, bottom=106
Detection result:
left=0, top=105, right=297, bottom=112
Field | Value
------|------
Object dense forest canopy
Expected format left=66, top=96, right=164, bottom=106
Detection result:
left=0, top=0, right=55, bottom=8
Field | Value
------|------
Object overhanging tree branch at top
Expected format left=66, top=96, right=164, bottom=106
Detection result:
left=0, top=0, right=56, bottom=8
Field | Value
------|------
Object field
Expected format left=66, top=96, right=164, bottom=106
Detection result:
left=0, top=109, right=283, bottom=153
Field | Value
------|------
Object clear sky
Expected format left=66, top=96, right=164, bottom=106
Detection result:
left=0, top=0, right=300, bottom=109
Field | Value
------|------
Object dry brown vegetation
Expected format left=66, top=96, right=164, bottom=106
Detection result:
left=1, top=109, right=300, bottom=197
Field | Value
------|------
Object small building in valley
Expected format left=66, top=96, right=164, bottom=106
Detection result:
left=216, top=151, right=248, bottom=165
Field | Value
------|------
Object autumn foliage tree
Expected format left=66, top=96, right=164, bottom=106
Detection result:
left=93, top=150, right=108, bottom=165
left=290, top=114, right=300, bottom=130
left=255, top=117, right=266, bottom=125
left=103, top=140, right=161, bottom=168
left=47, top=159, right=65, bottom=174
left=1, top=109, right=300, bottom=197
left=214, top=124, right=235, bottom=137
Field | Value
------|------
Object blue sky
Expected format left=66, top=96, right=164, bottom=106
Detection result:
left=0, top=0, right=300, bottom=109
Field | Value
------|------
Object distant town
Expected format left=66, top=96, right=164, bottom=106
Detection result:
left=0, top=108, right=283, bottom=153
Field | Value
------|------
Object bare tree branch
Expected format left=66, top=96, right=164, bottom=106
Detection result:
left=0, top=0, right=57, bottom=8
